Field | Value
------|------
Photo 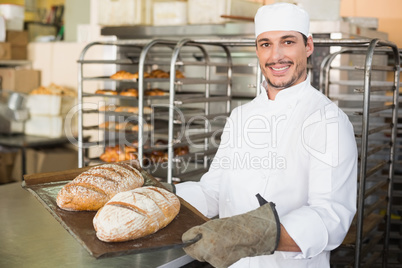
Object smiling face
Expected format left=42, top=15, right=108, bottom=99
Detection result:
left=256, top=31, right=314, bottom=100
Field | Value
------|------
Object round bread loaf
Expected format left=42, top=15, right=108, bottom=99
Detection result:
left=56, top=163, right=144, bottom=211
left=93, top=186, right=180, bottom=242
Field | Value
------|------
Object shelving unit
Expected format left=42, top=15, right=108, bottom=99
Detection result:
left=318, top=39, right=400, bottom=267
left=76, top=39, right=235, bottom=184
left=164, top=39, right=233, bottom=183
left=77, top=39, right=150, bottom=168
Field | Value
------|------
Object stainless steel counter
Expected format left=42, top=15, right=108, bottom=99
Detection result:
left=0, top=182, right=192, bottom=268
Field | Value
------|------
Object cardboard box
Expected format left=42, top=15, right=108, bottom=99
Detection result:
left=6, top=30, right=28, bottom=45
left=153, top=2, right=187, bottom=26
left=25, top=115, right=64, bottom=138
left=188, top=0, right=261, bottom=24
left=98, top=0, right=152, bottom=26
left=0, top=68, right=41, bottom=93
left=10, top=44, right=26, bottom=60
left=0, top=42, right=11, bottom=60
left=12, top=146, right=79, bottom=179
left=285, top=0, right=340, bottom=21
left=35, top=146, right=79, bottom=174
left=0, top=4, right=24, bottom=31
left=6, top=30, right=28, bottom=59
left=0, top=150, right=17, bottom=184
left=27, top=94, right=76, bottom=116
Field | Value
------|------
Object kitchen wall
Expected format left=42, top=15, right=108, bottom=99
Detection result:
left=263, top=0, right=402, bottom=47
left=340, top=0, right=402, bottom=47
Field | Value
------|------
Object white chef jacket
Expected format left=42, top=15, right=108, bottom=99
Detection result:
left=176, top=76, right=357, bottom=267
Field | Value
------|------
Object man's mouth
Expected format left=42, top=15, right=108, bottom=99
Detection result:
left=271, top=66, right=290, bottom=71
left=266, top=61, right=293, bottom=74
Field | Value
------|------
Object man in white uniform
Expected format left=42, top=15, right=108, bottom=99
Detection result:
left=178, top=3, right=358, bottom=267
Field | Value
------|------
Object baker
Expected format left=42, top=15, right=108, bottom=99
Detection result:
left=177, top=2, right=358, bottom=268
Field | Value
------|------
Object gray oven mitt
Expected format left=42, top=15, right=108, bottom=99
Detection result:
left=182, top=202, right=280, bottom=268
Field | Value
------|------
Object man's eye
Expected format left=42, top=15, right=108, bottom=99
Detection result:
left=284, top=40, right=294, bottom=45
left=261, top=43, right=270, bottom=47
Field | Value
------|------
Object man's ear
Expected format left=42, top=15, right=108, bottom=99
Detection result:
left=306, top=36, right=314, bottom=57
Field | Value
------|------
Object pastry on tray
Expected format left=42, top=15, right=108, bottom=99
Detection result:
left=150, top=69, right=169, bottom=78
left=100, top=145, right=138, bottom=163
left=110, top=70, right=138, bottom=80
left=145, top=88, right=165, bottom=96
left=114, top=106, right=152, bottom=114
left=174, top=70, right=185, bottom=79
left=119, top=88, right=138, bottom=97
left=99, top=104, right=117, bottom=112
left=95, top=89, right=118, bottom=95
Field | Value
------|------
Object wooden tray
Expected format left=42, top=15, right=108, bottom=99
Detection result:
left=22, top=162, right=208, bottom=259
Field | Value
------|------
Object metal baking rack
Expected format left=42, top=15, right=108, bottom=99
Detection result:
left=318, top=39, right=400, bottom=267
left=76, top=39, right=236, bottom=185
left=77, top=39, right=153, bottom=166
left=139, top=39, right=234, bottom=183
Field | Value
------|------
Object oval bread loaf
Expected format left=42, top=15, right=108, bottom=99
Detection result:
left=93, top=186, right=181, bottom=242
left=56, top=163, right=144, bottom=211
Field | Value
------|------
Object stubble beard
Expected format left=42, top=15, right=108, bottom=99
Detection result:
left=265, top=60, right=306, bottom=90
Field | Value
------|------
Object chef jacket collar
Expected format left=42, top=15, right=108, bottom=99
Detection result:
left=260, top=76, right=311, bottom=105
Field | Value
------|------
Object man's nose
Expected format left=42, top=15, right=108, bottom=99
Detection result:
left=270, top=44, right=284, bottom=62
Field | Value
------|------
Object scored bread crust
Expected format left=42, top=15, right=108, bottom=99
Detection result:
left=93, top=186, right=181, bottom=242
left=56, top=163, right=144, bottom=211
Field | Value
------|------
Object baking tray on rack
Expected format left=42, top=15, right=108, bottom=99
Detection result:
left=21, top=161, right=208, bottom=259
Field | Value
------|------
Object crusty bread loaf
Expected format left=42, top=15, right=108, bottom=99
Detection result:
left=56, top=163, right=144, bottom=211
left=93, top=186, right=180, bottom=242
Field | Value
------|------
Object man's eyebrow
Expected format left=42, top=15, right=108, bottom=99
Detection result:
left=256, top=37, right=270, bottom=44
left=257, top=35, right=299, bottom=44
left=281, top=35, right=298, bottom=40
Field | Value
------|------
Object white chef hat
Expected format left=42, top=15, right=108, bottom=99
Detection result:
left=254, top=3, right=310, bottom=38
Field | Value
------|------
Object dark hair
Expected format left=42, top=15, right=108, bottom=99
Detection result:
left=302, top=34, right=308, bottom=46
left=255, top=32, right=309, bottom=47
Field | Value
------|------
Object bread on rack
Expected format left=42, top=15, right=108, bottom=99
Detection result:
left=100, top=121, right=153, bottom=132
left=116, top=122, right=137, bottom=131
left=56, top=163, right=144, bottom=211
left=145, top=88, right=165, bottom=96
left=131, top=123, right=153, bottom=132
left=174, top=70, right=185, bottom=79
left=110, top=70, right=138, bottom=80
left=114, top=122, right=153, bottom=132
left=99, top=121, right=116, bottom=130
left=150, top=69, right=169, bottom=78
left=114, top=106, right=138, bottom=113
left=145, top=145, right=189, bottom=164
left=174, top=145, right=189, bottom=156
left=115, top=106, right=152, bottom=114
left=100, top=145, right=138, bottom=163
left=148, top=150, right=169, bottom=163
left=93, top=186, right=180, bottom=242
left=125, top=147, right=138, bottom=161
left=95, top=89, right=118, bottom=95
left=119, top=88, right=138, bottom=97
left=100, top=145, right=125, bottom=162
left=99, top=104, right=117, bottom=112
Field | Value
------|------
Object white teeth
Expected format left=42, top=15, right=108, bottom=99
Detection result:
left=272, top=66, right=289, bottom=71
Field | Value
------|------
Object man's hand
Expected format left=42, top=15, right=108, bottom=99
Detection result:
left=182, top=202, right=280, bottom=268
